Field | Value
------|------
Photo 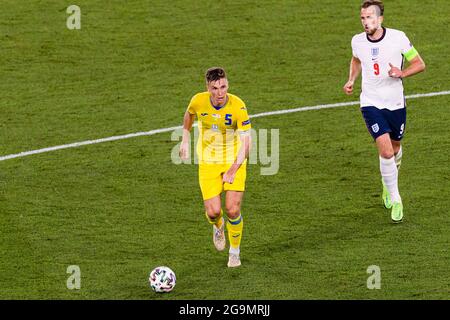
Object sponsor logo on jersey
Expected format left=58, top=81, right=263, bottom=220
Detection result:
left=212, top=114, right=221, bottom=119
left=371, top=123, right=379, bottom=133
left=211, top=124, right=219, bottom=131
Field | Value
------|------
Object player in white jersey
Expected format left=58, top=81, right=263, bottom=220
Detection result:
left=343, top=0, right=426, bottom=223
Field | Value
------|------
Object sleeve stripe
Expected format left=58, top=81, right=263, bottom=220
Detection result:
left=404, top=47, right=419, bottom=62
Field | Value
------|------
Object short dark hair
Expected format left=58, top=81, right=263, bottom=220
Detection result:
left=205, top=67, right=227, bottom=83
left=361, top=0, right=384, bottom=16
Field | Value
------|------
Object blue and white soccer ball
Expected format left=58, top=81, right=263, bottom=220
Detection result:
left=149, top=266, right=176, bottom=293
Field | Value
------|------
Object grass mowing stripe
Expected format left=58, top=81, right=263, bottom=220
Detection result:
left=1, top=90, right=449, bottom=162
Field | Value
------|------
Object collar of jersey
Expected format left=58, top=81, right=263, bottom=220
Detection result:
left=366, top=27, right=386, bottom=43
left=210, top=96, right=229, bottom=110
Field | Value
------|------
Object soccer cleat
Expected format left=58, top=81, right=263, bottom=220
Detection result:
left=213, top=218, right=226, bottom=251
left=391, top=202, right=403, bottom=223
left=227, top=253, right=241, bottom=268
left=382, top=180, right=393, bottom=209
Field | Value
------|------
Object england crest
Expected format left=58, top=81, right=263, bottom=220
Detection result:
left=371, top=47, right=379, bottom=57
left=371, top=123, right=379, bottom=133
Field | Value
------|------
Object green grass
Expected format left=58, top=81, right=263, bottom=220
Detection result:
left=0, top=0, right=449, bottom=299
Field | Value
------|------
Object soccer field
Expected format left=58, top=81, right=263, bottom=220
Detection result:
left=0, top=0, right=449, bottom=299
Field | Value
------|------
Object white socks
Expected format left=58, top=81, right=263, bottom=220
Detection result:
left=380, top=156, right=402, bottom=203
left=395, top=146, right=403, bottom=169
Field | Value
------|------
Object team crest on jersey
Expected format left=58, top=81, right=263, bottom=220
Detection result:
left=212, top=114, right=221, bottom=119
left=371, top=47, right=379, bottom=57
left=371, top=123, right=380, bottom=133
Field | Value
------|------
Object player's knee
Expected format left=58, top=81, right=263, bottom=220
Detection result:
left=225, top=204, right=241, bottom=219
left=379, top=150, right=394, bottom=159
left=205, top=206, right=221, bottom=219
left=206, top=210, right=221, bottom=220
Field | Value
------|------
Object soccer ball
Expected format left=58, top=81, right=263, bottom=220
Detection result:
left=149, top=266, right=176, bottom=293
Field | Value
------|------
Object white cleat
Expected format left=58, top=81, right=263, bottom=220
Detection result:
left=227, top=253, right=241, bottom=268
left=213, top=218, right=226, bottom=251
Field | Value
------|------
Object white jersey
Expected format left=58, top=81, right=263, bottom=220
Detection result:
left=351, top=27, right=414, bottom=111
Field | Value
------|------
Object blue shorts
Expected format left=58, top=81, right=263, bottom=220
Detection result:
left=361, top=106, right=406, bottom=141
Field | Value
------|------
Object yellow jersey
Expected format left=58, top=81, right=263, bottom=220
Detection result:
left=187, top=92, right=251, bottom=164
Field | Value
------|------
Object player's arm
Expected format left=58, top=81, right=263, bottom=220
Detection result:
left=234, top=132, right=252, bottom=167
left=388, top=54, right=426, bottom=79
left=179, top=110, right=195, bottom=160
left=389, top=36, right=426, bottom=79
left=222, top=131, right=252, bottom=184
left=343, top=56, right=361, bottom=95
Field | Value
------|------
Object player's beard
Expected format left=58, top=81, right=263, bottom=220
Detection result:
left=365, top=27, right=377, bottom=35
left=365, top=24, right=380, bottom=36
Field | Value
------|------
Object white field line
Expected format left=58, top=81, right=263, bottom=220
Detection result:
left=1, top=90, right=449, bottom=162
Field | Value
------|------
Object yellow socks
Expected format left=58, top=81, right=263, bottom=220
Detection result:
left=226, top=214, right=243, bottom=254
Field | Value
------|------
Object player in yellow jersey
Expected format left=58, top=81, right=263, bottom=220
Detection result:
left=179, top=67, right=252, bottom=267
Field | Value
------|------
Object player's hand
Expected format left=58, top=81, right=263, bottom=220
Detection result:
left=343, top=80, right=354, bottom=95
left=388, top=63, right=403, bottom=78
left=222, top=168, right=237, bottom=184
left=179, top=140, right=189, bottom=160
